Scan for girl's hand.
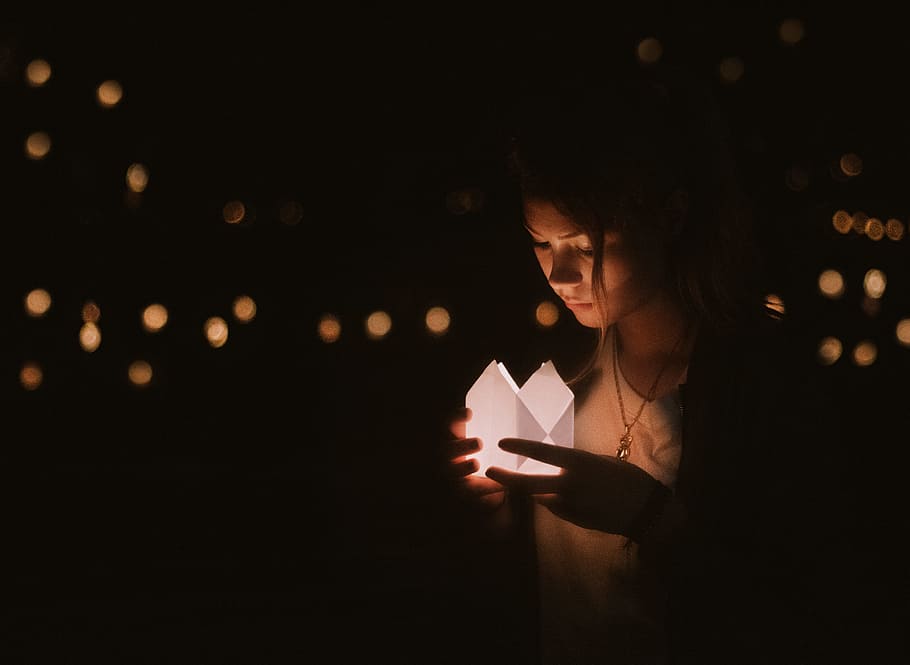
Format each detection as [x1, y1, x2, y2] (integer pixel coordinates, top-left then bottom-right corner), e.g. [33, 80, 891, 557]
[444, 407, 506, 513]
[486, 438, 662, 537]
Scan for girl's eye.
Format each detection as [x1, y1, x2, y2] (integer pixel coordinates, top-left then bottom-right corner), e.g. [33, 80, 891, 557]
[532, 241, 550, 250]
[578, 247, 594, 257]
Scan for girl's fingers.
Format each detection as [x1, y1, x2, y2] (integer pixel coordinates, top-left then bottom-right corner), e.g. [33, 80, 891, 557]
[448, 437, 480, 459]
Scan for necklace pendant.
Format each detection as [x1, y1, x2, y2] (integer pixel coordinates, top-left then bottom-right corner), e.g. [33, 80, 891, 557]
[616, 428, 633, 461]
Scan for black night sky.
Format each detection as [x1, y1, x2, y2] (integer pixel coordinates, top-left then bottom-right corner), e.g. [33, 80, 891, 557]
[4, 7, 909, 663]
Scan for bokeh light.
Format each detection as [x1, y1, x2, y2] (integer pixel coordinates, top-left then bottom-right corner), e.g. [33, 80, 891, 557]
[817, 337, 843, 366]
[779, 18, 805, 45]
[851, 210, 869, 235]
[896, 318, 910, 347]
[863, 269, 886, 299]
[232, 295, 257, 323]
[839, 152, 863, 177]
[365, 311, 392, 340]
[317, 314, 342, 343]
[535, 300, 560, 328]
[851, 340, 877, 366]
[818, 269, 845, 299]
[142, 304, 169, 332]
[128, 360, 153, 386]
[126, 163, 149, 193]
[832, 209, 853, 234]
[864, 218, 884, 241]
[82, 300, 101, 323]
[25, 58, 51, 86]
[25, 131, 51, 160]
[204, 317, 229, 348]
[425, 306, 451, 336]
[223, 200, 246, 224]
[636, 37, 662, 64]
[20, 362, 43, 390]
[97, 80, 124, 108]
[765, 293, 785, 316]
[718, 57, 744, 83]
[885, 218, 905, 241]
[79, 322, 101, 352]
[25, 288, 52, 317]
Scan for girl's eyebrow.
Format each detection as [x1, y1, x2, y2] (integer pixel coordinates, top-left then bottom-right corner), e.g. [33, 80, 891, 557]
[524, 224, 586, 239]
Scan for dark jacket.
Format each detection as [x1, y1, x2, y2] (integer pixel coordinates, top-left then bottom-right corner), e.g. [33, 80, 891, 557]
[666, 311, 850, 664]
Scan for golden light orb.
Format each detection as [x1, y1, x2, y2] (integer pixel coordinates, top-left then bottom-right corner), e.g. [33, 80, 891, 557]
[126, 163, 149, 193]
[636, 37, 663, 65]
[97, 80, 124, 108]
[816, 337, 843, 366]
[79, 322, 102, 352]
[317, 314, 342, 343]
[223, 200, 246, 224]
[128, 360, 153, 386]
[25, 288, 52, 317]
[851, 340, 877, 367]
[232, 295, 257, 323]
[142, 304, 169, 332]
[25, 131, 52, 160]
[365, 311, 392, 340]
[25, 58, 52, 87]
[425, 306, 451, 336]
[818, 270, 845, 299]
[204, 317, 229, 348]
[20, 362, 43, 390]
[535, 300, 560, 328]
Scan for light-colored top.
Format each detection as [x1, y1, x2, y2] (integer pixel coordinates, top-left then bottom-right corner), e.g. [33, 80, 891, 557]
[534, 327, 685, 665]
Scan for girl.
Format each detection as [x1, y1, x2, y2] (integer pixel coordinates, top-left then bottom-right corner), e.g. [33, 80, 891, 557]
[444, 65, 846, 664]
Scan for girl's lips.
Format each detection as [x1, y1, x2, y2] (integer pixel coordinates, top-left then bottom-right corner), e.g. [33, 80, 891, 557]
[565, 301, 593, 310]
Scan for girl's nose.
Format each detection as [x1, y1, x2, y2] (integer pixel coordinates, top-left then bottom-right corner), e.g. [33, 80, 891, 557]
[548, 251, 584, 287]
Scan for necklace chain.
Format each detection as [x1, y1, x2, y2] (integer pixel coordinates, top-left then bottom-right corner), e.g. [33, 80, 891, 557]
[613, 324, 688, 461]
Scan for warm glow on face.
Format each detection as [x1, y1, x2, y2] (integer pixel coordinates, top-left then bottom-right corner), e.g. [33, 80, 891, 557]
[535, 300, 560, 328]
[852, 340, 877, 366]
[25, 131, 51, 160]
[279, 200, 303, 226]
[818, 269, 845, 299]
[128, 360, 153, 386]
[425, 306, 451, 336]
[20, 362, 43, 390]
[126, 163, 149, 193]
[832, 210, 853, 234]
[204, 317, 229, 348]
[97, 80, 124, 107]
[232, 295, 257, 322]
[223, 200, 245, 224]
[885, 218, 905, 241]
[817, 337, 843, 365]
[636, 37, 662, 64]
[25, 288, 52, 317]
[142, 304, 169, 332]
[26, 58, 52, 86]
[718, 57, 744, 83]
[366, 311, 392, 340]
[896, 318, 910, 347]
[80, 322, 101, 352]
[864, 218, 884, 241]
[317, 314, 342, 343]
[82, 300, 101, 323]
[765, 294, 785, 316]
[839, 153, 863, 177]
[851, 211, 869, 234]
[863, 269, 886, 299]
[779, 18, 805, 45]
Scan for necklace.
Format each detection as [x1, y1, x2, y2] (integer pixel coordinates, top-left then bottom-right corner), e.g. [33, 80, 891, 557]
[612, 323, 689, 461]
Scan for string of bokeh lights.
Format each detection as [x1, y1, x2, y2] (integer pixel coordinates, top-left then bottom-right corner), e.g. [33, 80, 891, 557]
[13, 17, 910, 392]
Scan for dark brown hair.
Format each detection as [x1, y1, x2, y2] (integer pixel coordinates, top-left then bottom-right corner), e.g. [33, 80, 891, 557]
[505, 65, 767, 381]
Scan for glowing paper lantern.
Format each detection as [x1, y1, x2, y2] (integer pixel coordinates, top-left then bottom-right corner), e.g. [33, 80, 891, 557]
[465, 360, 574, 477]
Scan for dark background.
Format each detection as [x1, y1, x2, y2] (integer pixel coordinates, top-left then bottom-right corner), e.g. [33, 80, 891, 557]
[3, 6, 908, 663]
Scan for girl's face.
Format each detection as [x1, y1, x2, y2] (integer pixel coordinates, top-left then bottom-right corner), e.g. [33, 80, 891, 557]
[523, 199, 665, 329]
